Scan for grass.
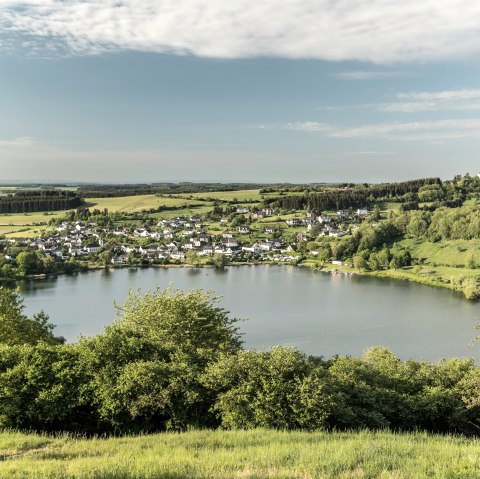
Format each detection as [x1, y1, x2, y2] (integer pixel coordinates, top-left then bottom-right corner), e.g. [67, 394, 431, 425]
[399, 238, 480, 268]
[1, 429, 479, 478]
[0, 212, 66, 238]
[175, 189, 263, 202]
[317, 237, 480, 298]
[85, 195, 199, 213]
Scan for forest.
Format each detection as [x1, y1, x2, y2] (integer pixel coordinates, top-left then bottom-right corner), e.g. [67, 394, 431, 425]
[269, 177, 452, 211]
[0, 190, 83, 213]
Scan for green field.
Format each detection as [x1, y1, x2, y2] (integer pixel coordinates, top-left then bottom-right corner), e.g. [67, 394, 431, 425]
[85, 195, 199, 213]
[0, 212, 66, 238]
[176, 189, 263, 202]
[319, 236, 480, 298]
[0, 429, 478, 478]
[400, 238, 480, 268]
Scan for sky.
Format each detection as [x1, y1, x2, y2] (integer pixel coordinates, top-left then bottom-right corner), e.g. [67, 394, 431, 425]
[1, 1, 480, 183]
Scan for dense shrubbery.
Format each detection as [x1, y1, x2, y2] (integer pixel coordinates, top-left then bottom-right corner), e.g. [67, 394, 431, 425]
[1, 286, 480, 435]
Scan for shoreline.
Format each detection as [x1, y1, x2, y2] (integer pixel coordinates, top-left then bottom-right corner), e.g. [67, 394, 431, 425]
[6, 259, 470, 301]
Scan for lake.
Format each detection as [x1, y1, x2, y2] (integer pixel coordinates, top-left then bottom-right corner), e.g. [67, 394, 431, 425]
[19, 265, 480, 361]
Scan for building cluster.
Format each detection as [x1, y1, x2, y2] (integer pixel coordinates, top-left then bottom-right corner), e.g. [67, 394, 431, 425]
[1, 208, 369, 265]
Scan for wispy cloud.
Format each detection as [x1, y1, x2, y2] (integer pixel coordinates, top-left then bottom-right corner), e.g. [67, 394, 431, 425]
[379, 89, 480, 112]
[260, 119, 480, 142]
[257, 122, 333, 133]
[2, 1, 480, 62]
[335, 71, 411, 80]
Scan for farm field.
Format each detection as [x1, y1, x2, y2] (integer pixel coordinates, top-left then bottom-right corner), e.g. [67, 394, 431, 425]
[85, 195, 199, 213]
[176, 189, 263, 202]
[0, 212, 66, 238]
[1, 429, 479, 478]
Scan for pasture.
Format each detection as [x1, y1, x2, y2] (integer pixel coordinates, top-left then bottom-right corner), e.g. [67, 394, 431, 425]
[1, 429, 479, 478]
[85, 195, 199, 213]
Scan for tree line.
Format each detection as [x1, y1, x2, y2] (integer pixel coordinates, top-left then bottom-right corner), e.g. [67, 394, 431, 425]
[1, 286, 480, 436]
[78, 183, 272, 198]
[268, 178, 443, 211]
[0, 190, 83, 213]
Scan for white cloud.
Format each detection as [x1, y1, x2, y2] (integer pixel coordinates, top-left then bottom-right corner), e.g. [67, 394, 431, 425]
[263, 119, 480, 141]
[378, 89, 480, 112]
[398, 89, 480, 101]
[335, 71, 411, 80]
[2, 1, 480, 62]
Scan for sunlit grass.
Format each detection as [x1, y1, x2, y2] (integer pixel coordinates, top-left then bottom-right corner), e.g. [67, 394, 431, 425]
[176, 189, 263, 202]
[85, 195, 199, 213]
[1, 429, 479, 478]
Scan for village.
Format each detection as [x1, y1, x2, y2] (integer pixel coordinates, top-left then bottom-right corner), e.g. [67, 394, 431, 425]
[0, 206, 371, 268]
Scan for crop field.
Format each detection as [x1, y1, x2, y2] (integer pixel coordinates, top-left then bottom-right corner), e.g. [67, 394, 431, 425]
[176, 189, 263, 202]
[85, 195, 200, 213]
[0, 212, 66, 238]
[1, 429, 479, 478]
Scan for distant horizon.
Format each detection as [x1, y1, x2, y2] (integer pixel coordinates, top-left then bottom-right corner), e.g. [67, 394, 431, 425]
[0, 172, 474, 187]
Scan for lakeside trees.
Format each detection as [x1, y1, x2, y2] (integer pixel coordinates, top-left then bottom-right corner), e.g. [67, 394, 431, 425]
[0, 287, 64, 346]
[0, 286, 480, 435]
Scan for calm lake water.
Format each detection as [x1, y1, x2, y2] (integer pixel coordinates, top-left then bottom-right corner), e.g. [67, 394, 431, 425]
[19, 265, 480, 361]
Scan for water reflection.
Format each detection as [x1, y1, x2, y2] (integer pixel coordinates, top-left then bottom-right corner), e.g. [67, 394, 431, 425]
[19, 266, 480, 362]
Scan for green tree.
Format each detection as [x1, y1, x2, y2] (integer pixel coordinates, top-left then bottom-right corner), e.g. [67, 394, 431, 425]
[466, 252, 477, 269]
[186, 250, 201, 266]
[371, 205, 381, 221]
[204, 347, 335, 430]
[79, 286, 243, 431]
[99, 250, 114, 269]
[15, 251, 38, 275]
[213, 253, 228, 268]
[0, 343, 92, 431]
[0, 287, 64, 346]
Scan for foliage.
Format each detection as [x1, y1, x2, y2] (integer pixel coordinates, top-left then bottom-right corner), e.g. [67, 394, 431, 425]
[204, 347, 334, 430]
[0, 286, 480, 436]
[0, 190, 82, 214]
[77, 286, 243, 431]
[0, 287, 64, 346]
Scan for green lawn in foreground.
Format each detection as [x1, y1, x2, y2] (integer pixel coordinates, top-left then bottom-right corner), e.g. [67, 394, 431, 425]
[0, 429, 479, 478]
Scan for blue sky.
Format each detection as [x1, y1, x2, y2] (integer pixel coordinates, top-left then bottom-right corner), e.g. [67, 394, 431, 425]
[2, 1, 480, 183]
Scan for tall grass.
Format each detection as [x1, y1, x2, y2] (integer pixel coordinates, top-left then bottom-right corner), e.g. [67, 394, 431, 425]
[1, 429, 479, 478]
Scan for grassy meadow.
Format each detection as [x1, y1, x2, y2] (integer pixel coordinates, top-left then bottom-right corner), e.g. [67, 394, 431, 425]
[0, 212, 65, 238]
[85, 195, 199, 213]
[1, 429, 479, 478]
[176, 189, 263, 202]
